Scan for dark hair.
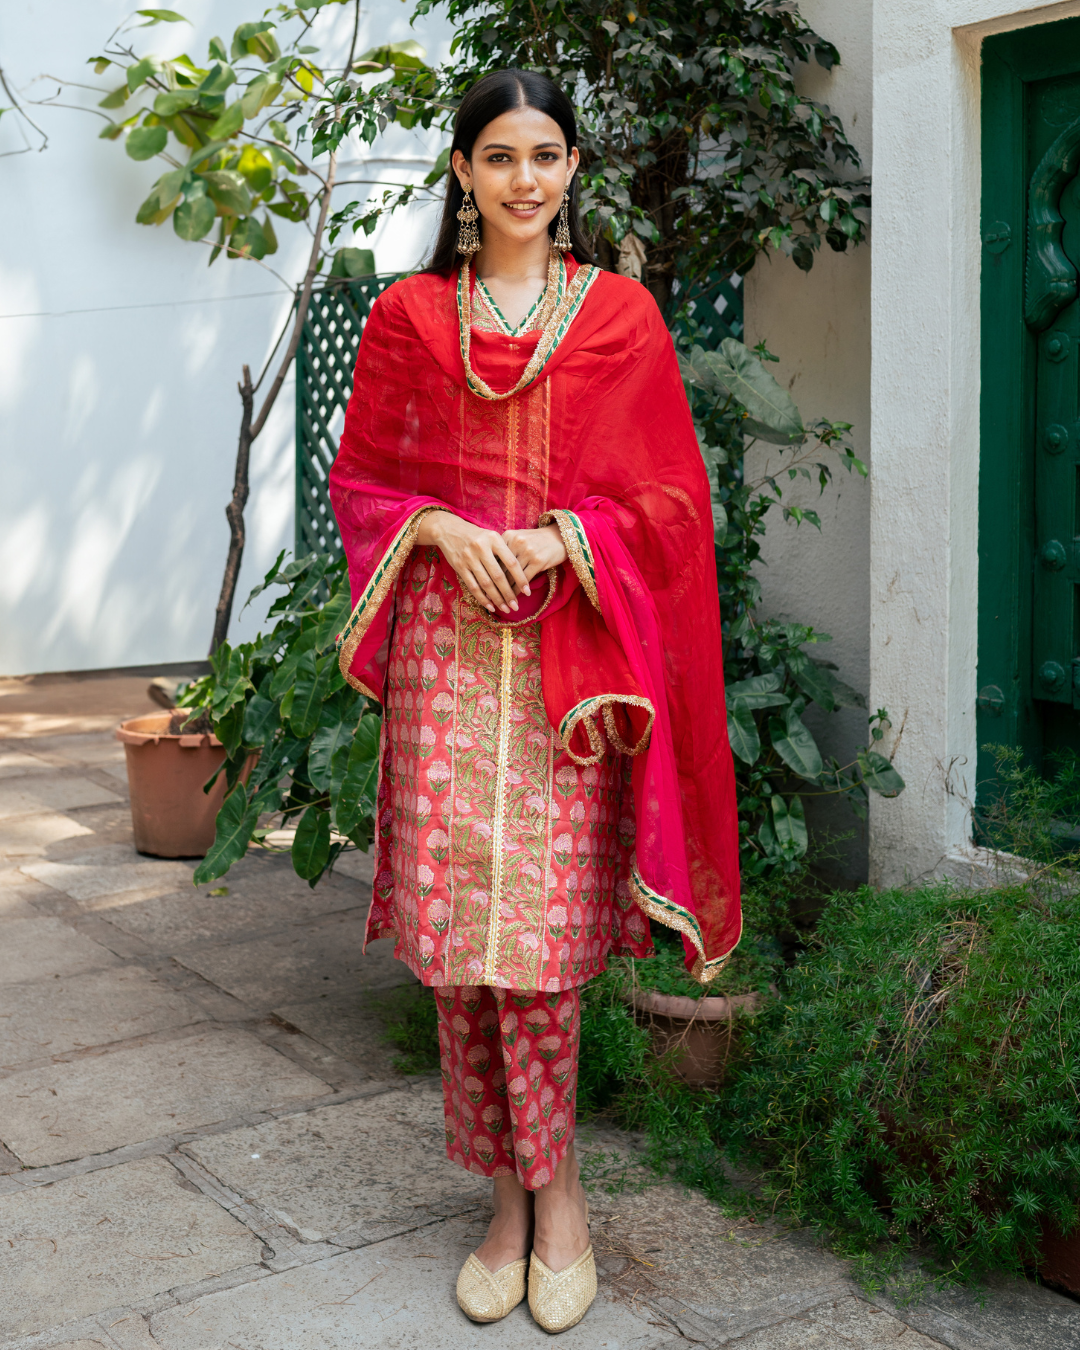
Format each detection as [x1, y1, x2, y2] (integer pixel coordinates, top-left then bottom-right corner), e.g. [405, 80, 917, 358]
[425, 69, 594, 273]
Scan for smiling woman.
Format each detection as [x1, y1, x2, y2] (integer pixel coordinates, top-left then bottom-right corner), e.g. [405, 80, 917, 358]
[328, 68, 741, 1335]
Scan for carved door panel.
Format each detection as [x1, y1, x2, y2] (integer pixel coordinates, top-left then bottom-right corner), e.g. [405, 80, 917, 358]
[980, 28, 1080, 795]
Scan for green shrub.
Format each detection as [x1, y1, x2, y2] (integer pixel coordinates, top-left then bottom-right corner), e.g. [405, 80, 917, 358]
[718, 881, 1080, 1282]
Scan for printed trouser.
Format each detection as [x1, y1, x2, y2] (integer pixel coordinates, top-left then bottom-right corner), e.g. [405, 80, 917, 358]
[435, 984, 580, 1191]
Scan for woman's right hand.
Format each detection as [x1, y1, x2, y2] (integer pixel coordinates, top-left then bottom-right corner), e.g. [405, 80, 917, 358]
[416, 510, 529, 614]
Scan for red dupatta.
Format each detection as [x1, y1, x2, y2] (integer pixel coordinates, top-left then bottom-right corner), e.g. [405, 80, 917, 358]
[330, 256, 741, 982]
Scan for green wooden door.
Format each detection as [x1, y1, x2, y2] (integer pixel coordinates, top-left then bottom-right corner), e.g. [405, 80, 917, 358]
[979, 20, 1080, 802]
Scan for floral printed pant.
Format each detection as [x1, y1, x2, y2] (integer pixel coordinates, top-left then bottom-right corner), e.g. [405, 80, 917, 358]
[436, 984, 580, 1191]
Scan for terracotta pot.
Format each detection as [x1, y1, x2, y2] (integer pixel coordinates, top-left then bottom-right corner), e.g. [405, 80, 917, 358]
[629, 988, 762, 1087]
[115, 710, 229, 858]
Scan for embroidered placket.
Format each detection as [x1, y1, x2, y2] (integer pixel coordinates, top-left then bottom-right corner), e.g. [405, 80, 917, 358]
[482, 628, 515, 983]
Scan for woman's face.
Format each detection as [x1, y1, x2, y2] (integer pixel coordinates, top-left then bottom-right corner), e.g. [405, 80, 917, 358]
[452, 105, 579, 252]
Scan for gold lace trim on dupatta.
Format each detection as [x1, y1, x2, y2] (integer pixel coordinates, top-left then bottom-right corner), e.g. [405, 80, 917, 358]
[539, 509, 600, 613]
[335, 505, 443, 697]
[557, 694, 655, 767]
[629, 861, 741, 986]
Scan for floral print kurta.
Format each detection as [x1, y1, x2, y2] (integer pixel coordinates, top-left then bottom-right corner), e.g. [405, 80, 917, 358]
[366, 546, 653, 991]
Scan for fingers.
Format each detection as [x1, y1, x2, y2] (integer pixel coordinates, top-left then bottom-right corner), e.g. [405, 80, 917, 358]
[468, 531, 520, 613]
[491, 534, 532, 597]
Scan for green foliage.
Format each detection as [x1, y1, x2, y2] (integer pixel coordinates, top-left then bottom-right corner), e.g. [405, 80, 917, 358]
[183, 551, 379, 888]
[717, 881, 1080, 1283]
[82, 3, 361, 265]
[325, 0, 869, 316]
[977, 743, 1080, 878]
[366, 984, 442, 1074]
[681, 338, 904, 875]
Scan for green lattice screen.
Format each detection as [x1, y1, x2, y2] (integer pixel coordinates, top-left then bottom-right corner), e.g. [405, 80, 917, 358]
[295, 273, 399, 561]
[294, 270, 743, 558]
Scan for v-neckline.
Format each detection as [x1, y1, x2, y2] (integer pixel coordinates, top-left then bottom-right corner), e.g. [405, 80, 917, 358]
[475, 274, 548, 336]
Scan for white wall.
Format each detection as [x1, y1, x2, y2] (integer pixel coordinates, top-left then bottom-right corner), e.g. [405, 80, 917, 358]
[0, 0, 454, 675]
[743, 0, 873, 882]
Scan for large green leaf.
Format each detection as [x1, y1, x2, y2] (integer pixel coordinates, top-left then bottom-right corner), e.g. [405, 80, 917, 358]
[210, 644, 253, 716]
[208, 100, 244, 139]
[769, 707, 823, 781]
[193, 784, 258, 884]
[727, 700, 760, 765]
[309, 706, 359, 791]
[858, 750, 905, 797]
[330, 247, 375, 278]
[292, 806, 331, 881]
[228, 216, 268, 260]
[787, 654, 836, 712]
[136, 8, 189, 24]
[126, 124, 168, 160]
[201, 169, 251, 215]
[242, 683, 280, 747]
[135, 168, 186, 224]
[314, 587, 352, 653]
[154, 90, 197, 116]
[335, 713, 381, 834]
[288, 651, 337, 738]
[726, 671, 789, 711]
[771, 794, 808, 854]
[703, 340, 805, 444]
[174, 193, 216, 240]
[127, 57, 160, 92]
[269, 627, 317, 699]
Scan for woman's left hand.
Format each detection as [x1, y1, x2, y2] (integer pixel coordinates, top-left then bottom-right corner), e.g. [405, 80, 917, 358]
[502, 525, 568, 595]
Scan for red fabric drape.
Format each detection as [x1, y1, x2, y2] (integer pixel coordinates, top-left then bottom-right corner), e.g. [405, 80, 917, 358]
[330, 260, 741, 980]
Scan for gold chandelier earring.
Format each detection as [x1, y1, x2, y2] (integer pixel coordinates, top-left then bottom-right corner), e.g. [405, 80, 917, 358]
[554, 188, 572, 252]
[456, 184, 482, 256]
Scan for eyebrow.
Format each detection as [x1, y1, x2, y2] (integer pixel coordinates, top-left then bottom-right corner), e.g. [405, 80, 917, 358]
[480, 141, 563, 151]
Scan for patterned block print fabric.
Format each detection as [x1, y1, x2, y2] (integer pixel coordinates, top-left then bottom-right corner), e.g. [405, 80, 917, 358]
[437, 984, 579, 1189]
[366, 547, 654, 991]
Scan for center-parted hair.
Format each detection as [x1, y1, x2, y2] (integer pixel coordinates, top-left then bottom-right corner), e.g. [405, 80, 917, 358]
[425, 68, 594, 273]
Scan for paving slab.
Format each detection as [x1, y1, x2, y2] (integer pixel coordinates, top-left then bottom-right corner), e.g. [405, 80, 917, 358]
[148, 1216, 670, 1350]
[0, 812, 94, 857]
[0, 776, 122, 819]
[176, 923, 406, 1010]
[92, 867, 357, 954]
[727, 1294, 947, 1347]
[871, 1270, 1080, 1350]
[46, 1342, 109, 1349]
[21, 844, 192, 903]
[186, 1086, 477, 1245]
[0, 1027, 333, 1166]
[0, 966, 205, 1066]
[0, 916, 121, 986]
[0, 750, 52, 780]
[273, 991, 408, 1078]
[0, 1155, 262, 1338]
[16, 732, 128, 768]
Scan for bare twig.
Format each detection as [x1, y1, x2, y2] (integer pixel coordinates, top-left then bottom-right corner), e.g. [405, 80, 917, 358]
[0, 64, 49, 150]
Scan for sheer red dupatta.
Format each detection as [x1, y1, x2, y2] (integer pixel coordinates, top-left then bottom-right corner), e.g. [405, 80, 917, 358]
[330, 261, 741, 982]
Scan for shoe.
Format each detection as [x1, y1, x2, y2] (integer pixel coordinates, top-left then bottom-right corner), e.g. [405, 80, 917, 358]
[527, 1244, 597, 1333]
[456, 1252, 528, 1323]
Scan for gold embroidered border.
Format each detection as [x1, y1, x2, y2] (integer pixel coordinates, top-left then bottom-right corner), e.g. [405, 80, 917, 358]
[482, 628, 515, 984]
[475, 275, 546, 337]
[457, 254, 600, 402]
[460, 565, 560, 628]
[557, 693, 656, 767]
[335, 506, 442, 695]
[601, 696, 655, 757]
[629, 860, 743, 987]
[539, 509, 600, 612]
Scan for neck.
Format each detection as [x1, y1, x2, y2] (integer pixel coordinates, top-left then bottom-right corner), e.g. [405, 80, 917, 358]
[474, 227, 552, 281]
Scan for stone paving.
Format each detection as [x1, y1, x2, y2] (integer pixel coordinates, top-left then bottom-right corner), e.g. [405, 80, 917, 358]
[1, 673, 1079, 1349]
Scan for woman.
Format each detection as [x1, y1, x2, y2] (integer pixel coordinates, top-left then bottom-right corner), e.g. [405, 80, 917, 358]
[330, 68, 740, 1333]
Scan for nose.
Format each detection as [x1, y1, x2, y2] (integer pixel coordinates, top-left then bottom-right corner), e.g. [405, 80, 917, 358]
[511, 158, 538, 193]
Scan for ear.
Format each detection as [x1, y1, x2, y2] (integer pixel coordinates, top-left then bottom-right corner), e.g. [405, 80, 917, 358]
[565, 145, 580, 185]
[451, 148, 472, 190]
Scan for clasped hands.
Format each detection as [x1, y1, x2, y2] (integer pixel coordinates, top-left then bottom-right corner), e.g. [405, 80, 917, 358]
[415, 510, 568, 615]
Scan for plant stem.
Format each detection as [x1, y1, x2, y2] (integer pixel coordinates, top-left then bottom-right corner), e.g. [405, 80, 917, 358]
[209, 146, 339, 652]
[211, 365, 255, 653]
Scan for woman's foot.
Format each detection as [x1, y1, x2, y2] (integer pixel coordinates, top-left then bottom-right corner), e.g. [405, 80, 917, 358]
[532, 1146, 590, 1273]
[475, 1173, 534, 1273]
